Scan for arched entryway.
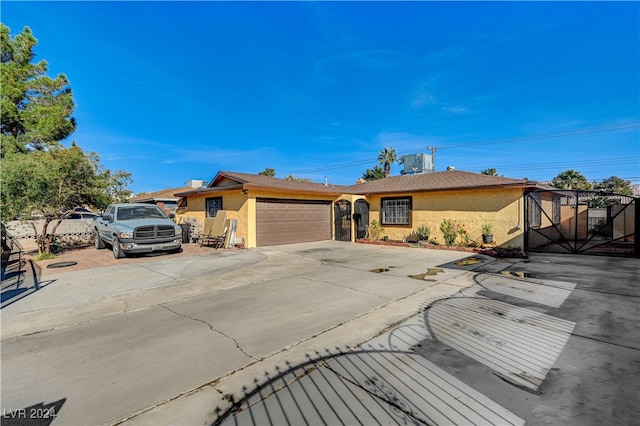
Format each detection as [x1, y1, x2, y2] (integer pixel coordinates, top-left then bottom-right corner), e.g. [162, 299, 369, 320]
[334, 200, 352, 242]
[354, 199, 370, 240]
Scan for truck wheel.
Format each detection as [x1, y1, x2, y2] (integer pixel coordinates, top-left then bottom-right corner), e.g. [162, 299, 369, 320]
[112, 236, 125, 259]
[94, 229, 105, 249]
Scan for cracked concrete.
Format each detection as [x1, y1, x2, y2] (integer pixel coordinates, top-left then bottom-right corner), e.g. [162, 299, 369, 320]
[1, 241, 475, 425]
[161, 304, 258, 361]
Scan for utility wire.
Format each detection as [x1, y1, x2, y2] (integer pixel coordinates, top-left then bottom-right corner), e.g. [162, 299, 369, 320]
[459, 156, 638, 172]
[288, 122, 639, 175]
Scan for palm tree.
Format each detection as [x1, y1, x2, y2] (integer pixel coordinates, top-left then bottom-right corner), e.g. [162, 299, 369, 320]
[550, 169, 592, 190]
[377, 147, 397, 178]
[481, 168, 498, 176]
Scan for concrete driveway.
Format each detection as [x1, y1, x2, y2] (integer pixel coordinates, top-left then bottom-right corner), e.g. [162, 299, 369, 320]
[212, 251, 639, 426]
[1, 242, 638, 425]
[1, 242, 476, 424]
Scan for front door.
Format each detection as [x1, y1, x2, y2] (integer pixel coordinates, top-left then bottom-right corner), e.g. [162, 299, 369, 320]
[334, 200, 351, 242]
[354, 199, 370, 239]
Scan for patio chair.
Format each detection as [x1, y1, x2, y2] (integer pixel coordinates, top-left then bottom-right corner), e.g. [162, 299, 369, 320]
[200, 210, 228, 248]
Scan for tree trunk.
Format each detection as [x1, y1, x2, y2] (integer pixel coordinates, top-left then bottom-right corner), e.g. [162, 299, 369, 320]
[40, 217, 52, 254]
[47, 218, 64, 254]
[29, 222, 41, 254]
[32, 217, 64, 254]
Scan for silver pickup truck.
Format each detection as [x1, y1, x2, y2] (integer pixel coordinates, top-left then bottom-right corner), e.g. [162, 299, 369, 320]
[93, 203, 182, 258]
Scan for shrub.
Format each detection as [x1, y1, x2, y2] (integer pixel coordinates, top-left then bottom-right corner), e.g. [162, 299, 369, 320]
[416, 224, 431, 241]
[482, 222, 494, 234]
[367, 220, 386, 241]
[457, 224, 470, 247]
[440, 218, 461, 246]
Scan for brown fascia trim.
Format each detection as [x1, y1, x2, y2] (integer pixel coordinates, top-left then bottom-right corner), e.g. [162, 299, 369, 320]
[175, 182, 539, 198]
[175, 183, 343, 198]
[132, 197, 179, 203]
[353, 182, 537, 196]
[242, 183, 344, 197]
[174, 184, 244, 197]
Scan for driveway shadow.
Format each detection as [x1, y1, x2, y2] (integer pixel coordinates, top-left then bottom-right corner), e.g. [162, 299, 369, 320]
[0, 398, 66, 426]
[1, 253, 53, 309]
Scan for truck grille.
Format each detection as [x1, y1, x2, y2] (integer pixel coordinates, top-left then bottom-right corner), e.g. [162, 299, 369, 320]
[134, 225, 175, 239]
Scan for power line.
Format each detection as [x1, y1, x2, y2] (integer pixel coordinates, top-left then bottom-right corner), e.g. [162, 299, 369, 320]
[459, 156, 638, 172]
[287, 121, 639, 175]
[439, 121, 639, 150]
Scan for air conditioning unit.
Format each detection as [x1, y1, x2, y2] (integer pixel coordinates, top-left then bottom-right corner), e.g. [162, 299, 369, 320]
[401, 153, 433, 175]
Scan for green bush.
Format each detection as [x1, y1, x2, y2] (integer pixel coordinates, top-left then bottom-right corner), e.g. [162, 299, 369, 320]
[440, 219, 461, 246]
[482, 222, 494, 234]
[457, 224, 470, 246]
[367, 220, 386, 241]
[416, 224, 431, 241]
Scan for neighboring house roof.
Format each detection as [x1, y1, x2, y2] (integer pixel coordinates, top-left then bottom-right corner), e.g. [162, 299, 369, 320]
[174, 170, 543, 197]
[175, 171, 346, 197]
[130, 186, 194, 203]
[348, 170, 541, 195]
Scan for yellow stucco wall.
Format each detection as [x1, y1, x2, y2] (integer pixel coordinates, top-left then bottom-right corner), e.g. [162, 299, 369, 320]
[244, 189, 340, 248]
[177, 190, 249, 244]
[178, 188, 340, 248]
[178, 185, 526, 249]
[367, 187, 525, 248]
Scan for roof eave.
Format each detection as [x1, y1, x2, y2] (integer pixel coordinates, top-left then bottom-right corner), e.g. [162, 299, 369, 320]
[353, 182, 536, 196]
[243, 183, 344, 196]
[175, 184, 245, 197]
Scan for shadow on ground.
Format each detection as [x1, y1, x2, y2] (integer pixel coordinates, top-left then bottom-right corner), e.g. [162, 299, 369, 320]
[212, 317, 521, 426]
[1, 250, 54, 309]
[0, 398, 66, 426]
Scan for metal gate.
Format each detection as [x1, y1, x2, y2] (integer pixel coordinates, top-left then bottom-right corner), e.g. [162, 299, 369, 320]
[524, 189, 638, 257]
[334, 200, 351, 242]
[354, 199, 370, 239]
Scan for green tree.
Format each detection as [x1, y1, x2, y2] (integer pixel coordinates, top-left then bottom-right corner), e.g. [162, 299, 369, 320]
[1, 144, 132, 254]
[258, 168, 276, 177]
[0, 25, 132, 254]
[481, 168, 498, 176]
[1, 24, 76, 157]
[550, 169, 592, 190]
[593, 176, 633, 196]
[377, 147, 397, 178]
[361, 165, 385, 181]
[283, 174, 312, 182]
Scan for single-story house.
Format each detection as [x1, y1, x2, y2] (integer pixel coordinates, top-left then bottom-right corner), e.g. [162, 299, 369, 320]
[130, 180, 205, 215]
[174, 170, 545, 249]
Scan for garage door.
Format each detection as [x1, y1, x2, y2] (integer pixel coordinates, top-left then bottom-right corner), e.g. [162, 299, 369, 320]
[256, 198, 332, 246]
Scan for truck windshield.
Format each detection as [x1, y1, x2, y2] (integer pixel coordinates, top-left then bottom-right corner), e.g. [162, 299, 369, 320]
[117, 206, 169, 221]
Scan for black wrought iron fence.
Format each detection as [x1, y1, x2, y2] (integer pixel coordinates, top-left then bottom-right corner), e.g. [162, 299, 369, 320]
[524, 189, 638, 257]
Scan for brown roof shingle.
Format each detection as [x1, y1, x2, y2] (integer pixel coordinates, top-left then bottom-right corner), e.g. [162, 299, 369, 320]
[130, 186, 194, 202]
[347, 170, 536, 194]
[175, 170, 541, 197]
[215, 171, 344, 194]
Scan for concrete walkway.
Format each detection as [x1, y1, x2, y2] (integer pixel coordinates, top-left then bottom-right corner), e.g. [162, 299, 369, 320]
[3, 243, 636, 425]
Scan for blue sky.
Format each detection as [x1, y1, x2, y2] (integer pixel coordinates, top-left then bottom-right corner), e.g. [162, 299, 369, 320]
[3, 1, 639, 194]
